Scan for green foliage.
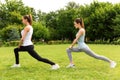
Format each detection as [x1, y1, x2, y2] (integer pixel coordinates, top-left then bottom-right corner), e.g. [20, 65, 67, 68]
[0, 0, 120, 43]
[9, 11, 22, 24]
[80, 2, 115, 41]
[0, 0, 35, 29]
[0, 25, 20, 41]
[32, 22, 50, 41]
[0, 41, 3, 47]
[36, 10, 47, 26]
[56, 8, 78, 40]
[42, 1, 120, 42]
[48, 40, 71, 44]
[112, 37, 120, 45]
[45, 12, 59, 40]
[3, 41, 19, 46]
[113, 14, 120, 37]
[45, 2, 79, 40]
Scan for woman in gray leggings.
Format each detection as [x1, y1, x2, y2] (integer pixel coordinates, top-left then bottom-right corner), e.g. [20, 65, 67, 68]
[66, 18, 117, 68]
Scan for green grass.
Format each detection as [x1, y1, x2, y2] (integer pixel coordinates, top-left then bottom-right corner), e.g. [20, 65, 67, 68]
[0, 44, 120, 80]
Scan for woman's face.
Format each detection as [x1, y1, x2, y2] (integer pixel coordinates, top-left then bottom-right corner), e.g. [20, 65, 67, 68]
[22, 17, 27, 25]
[74, 22, 80, 29]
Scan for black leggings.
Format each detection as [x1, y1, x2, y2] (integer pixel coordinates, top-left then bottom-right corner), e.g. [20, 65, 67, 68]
[14, 45, 55, 65]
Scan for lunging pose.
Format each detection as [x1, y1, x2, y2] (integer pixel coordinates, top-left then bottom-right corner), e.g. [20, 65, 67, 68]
[66, 18, 117, 68]
[11, 14, 60, 70]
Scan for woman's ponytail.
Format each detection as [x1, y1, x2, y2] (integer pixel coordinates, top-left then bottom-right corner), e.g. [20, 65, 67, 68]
[29, 14, 32, 25]
[81, 18, 84, 28]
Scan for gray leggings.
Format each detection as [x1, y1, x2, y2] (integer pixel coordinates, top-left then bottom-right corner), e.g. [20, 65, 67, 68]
[66, 47, 111, 63]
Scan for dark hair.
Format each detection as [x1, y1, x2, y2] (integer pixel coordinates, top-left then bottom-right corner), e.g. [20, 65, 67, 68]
[74, 18, 84, 28]
[23, 14, 32, 25]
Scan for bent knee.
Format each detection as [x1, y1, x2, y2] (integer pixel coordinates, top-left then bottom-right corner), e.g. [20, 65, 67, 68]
[66, 48, 71, 52]
[14, 48, 19, 52]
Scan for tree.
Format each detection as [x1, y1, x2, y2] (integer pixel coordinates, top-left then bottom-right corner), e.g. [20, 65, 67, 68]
[36, 10, 47, 26]
[0, 0, 35, 29]
[79, 1, 117, 41]
[44, 11, 59, 40]
[113, 15, 120, 37]
[44, 2, 79, 40]
[32, 22, 50, 41]
[65, 1, 79, 10]
[0, 0, 38, 42]
[0, 25, 20, 41]
[56, 9, 77, 40]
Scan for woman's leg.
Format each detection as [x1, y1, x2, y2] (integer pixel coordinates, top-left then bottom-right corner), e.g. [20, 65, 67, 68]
[66, 48, 82, 63]
[82, 47, 117, 68]
[26, 45, 55, 65]
[82, 47, 111, 62]
[14, 46, 26, 64]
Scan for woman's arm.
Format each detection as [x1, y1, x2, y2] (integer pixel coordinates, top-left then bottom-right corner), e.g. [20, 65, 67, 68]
[18, 27, 30, 48]
[69, 29, 84, 48]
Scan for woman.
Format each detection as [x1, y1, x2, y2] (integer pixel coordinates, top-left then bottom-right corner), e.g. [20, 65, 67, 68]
[66, 18, 117, 68]
[11, 14, 60, 70]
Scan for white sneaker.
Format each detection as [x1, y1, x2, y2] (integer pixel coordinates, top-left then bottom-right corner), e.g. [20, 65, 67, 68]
[52, 64, 60, 70]
[11, 64, 21, 68]
[110, 61, 117, 68]
[66, 64, 75, 68]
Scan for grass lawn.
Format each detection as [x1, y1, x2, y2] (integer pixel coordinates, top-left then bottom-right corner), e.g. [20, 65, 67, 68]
[0, 44, 120, 80]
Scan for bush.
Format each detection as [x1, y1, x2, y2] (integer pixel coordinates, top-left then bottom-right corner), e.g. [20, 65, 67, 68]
[111, 38, 120, 45]
[48, 27, 61, 40]
[3, 41, 19, 47]
[48, 40, 71, 45]
[32, 22, 50, 41]
[0, 24, 20, 41]
[0, 41, 3, 47]
[88, 39, 110, 44]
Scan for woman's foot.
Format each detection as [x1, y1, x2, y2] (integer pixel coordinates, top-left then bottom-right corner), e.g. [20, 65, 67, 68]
[66, 64, 75, 68]
[110, 61, 117, 68]
[11, 64, 21, 68]
[52, 64, 60, 70]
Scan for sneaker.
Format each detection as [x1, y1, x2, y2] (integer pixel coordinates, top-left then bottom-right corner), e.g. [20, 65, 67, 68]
[110, 61, 117, 68]
[66, 64, 75, 68]
[52, 64, 60, 70]
[11, 64, 21, 68]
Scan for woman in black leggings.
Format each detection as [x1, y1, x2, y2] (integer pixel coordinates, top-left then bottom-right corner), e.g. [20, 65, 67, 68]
[11, 14, 60, 70]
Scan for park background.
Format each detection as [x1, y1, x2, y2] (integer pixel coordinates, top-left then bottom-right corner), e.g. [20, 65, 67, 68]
[0, 0, 120, 80]
[0, 0, 120, 46]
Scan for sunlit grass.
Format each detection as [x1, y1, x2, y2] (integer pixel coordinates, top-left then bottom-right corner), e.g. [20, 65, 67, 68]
[0, 44, 120, 80]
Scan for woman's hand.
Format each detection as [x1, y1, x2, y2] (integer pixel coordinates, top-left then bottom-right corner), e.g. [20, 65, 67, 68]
[69, 45, 73, 49]
[18, 46, 21, 49]
[18, 38, 23, 49]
